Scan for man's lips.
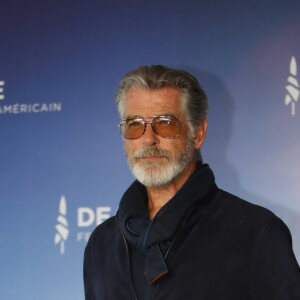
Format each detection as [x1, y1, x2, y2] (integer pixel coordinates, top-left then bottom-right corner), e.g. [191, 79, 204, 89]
[138, 156, 165, 160]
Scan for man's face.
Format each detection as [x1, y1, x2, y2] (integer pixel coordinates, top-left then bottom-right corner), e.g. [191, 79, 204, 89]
[122, 87, 202, 187]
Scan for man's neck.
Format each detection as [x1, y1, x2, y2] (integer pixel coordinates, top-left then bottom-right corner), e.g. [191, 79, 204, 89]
[146, 161, 197, 220]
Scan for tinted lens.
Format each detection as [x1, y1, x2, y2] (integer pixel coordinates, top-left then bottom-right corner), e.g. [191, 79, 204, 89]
[152, 116, 181, 138]
[120, 118, 145, 139]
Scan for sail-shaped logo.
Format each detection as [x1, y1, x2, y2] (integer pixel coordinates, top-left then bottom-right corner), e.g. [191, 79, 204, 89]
[54, 196, 70, 254]
[285, 56, 299, 116]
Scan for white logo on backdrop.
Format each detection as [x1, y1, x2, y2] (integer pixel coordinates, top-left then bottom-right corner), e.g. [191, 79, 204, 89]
[0, 81, 5, 100]
[53, 195, 112, 254]
[0, 80, 62, 114]
[77, 206, 112, 242]
[285, 56, 299, 116]
[54, 196, 69, 255]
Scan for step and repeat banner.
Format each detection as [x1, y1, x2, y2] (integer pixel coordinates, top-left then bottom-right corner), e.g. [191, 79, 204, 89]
[1, 1, 300, 299]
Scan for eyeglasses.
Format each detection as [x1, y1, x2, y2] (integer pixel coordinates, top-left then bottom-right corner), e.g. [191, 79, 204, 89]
[118, 115, 190, 139]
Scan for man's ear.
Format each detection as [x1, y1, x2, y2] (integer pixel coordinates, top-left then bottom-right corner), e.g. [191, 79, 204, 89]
[194, 119, 207, 150]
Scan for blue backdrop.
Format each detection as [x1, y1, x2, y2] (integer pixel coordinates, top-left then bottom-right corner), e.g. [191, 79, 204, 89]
[1, 1, 300, 299]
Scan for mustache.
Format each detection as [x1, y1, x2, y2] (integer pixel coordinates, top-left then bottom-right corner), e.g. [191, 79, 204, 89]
[131, 146, 173, 160]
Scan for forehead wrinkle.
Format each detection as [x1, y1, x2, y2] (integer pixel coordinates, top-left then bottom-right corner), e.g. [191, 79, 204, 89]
[123, 87, 185, 120]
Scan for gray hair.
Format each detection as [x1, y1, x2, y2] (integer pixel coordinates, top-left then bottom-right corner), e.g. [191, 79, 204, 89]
[115, 65, 208, 161]
[115, 65, 208, 134]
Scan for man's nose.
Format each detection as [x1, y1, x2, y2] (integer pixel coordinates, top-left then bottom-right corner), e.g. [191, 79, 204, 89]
[142, 123, 159, 146]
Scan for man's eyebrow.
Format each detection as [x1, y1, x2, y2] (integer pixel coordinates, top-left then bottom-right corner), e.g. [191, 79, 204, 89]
[126, 113, 178, 118]
[124, 115, 143, 120]
[160, 112, 177, 118]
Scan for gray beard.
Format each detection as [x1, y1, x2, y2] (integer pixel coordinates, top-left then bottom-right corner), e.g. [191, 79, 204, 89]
[126, 138, 195, 187]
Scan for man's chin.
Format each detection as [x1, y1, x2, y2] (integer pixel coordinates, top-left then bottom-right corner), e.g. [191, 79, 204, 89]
[135, 176, 173, 188]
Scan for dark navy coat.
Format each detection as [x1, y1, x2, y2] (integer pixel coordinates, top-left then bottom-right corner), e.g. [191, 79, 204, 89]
[84, 186, 300, 299]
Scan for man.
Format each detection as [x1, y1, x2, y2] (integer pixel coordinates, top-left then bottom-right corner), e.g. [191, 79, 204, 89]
[84, 65, 300, 299]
